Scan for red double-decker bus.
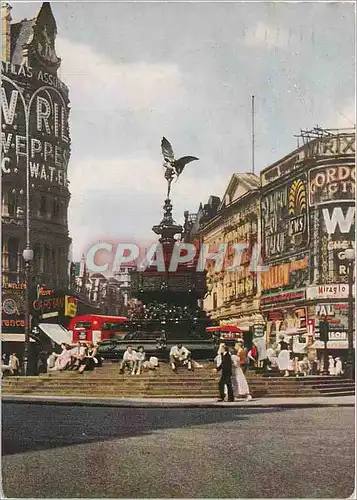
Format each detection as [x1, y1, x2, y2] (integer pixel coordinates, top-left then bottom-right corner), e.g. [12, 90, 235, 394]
[69, 314, 128, 344]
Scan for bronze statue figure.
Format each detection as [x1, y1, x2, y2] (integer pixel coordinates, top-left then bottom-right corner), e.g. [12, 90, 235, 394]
[161, 137, 199, 198]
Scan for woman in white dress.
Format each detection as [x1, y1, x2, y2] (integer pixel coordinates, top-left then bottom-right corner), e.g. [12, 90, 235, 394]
[231, 348, 252, 401]
[328, 355, 336, 375]
[54, 344, 72, 371]
[335, 357, 343, 376]
[277, 335, 290, 377]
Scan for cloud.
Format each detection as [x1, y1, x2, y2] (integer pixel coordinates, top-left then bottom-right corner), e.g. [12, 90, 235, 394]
[56, 37, 183, 112]
[326, 102, 356, 129]
[68, 154, 227, 259]
[243, 22, 298, 49]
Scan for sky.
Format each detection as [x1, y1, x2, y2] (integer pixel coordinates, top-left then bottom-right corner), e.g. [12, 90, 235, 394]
[9, 1, 356, 262]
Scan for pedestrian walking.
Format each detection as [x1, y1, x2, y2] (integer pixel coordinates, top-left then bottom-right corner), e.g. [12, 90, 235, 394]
[328, 355, 335, 375]
[216, 344, 234, 402]
[335, 357, 343, 376]
[277, 335, 290, 377]
[235, 341, 248, 373]
[231, 348, 252, 401]
[9, 353, 20, 375]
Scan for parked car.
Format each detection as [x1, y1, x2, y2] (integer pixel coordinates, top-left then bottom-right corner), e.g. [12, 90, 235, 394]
[98, 330, 216, 361]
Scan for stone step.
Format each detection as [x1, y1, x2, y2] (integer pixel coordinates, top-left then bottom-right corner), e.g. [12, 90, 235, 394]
[310, 383, 355, 389]
[3, 367, 354, 399]
[317, 390, 355, 397]
[315, 386, 355, 393]
[1, 386, 320, 396]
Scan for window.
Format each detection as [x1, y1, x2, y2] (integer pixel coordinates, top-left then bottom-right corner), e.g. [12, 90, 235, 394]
[8, 191, 17, 217]
[103, 322, 129, 331]
[8, 238, 19, 272]
[40, 195, 47, 217]
[74, 322, 92, 330]
[213, 292, 217, 310]
[52, 249, 56, 270]
[53, 198, 60, 218]
[44, 246, 51, 273]
[33, 244, 42, 274]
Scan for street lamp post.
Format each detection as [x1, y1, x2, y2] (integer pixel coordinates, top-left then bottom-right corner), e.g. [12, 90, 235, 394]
[344, 246, 355, 380]
[22, 247, 34, 376]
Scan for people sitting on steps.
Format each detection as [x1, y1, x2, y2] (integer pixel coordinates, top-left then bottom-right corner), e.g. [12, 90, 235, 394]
[133, 346, 146, 375]
[119, 345, 137, 374]
[78, 342, 101, 374]
[169, 343, 192, 372]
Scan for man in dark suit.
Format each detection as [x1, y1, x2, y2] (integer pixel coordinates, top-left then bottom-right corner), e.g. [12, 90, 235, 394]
[216, 344, 234, 402]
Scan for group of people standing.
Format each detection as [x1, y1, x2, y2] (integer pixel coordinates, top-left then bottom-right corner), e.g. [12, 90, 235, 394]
[328, 356, 344, 376]
[215, 342, 252, 402]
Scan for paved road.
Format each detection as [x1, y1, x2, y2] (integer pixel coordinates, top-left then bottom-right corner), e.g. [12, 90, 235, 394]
[2, 403, 355, 498]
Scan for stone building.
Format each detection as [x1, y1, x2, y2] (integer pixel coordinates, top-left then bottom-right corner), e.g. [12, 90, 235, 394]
[195, 173, 264, 335]
[183, 196, 221, 244]
[1, 3, 71, 339]
[75, 256, 133, 316]
[184, 128, 355, 358]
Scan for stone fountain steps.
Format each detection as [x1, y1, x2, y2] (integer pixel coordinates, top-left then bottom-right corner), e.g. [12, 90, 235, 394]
[2, 371, 354, 398]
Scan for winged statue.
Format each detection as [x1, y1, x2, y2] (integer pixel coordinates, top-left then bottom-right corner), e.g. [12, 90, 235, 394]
[161, 137, 199, 198]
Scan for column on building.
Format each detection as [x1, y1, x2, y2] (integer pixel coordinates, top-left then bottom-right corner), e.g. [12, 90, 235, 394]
[2, 235, 9, 274]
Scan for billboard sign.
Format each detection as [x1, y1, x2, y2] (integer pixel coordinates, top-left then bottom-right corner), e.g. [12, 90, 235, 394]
[2, 283, 27, 333]
[261, 255, 309, 293]
[309, 165, 355, 206]
[261, 174, 309, 260]
[1, 63, 70, 188]
[307, 284, 353, 300]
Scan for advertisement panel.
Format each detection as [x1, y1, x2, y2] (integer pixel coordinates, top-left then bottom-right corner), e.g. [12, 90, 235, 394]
[306, 284, 352, 300]
[309, 164, 355, 206]
[260, 290, 305, 307]
[261, 174, 309, 260]
[2, 282, 27, 333]
[1, 62, 70, 188]
[314, 306, 349, 348]
[65, 296, 78, 317]
[261, 254, 309, 293]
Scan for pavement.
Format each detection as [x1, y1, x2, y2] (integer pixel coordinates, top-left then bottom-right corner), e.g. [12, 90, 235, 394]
[2, 394, 355, 407]
[2, 403, 355, 498]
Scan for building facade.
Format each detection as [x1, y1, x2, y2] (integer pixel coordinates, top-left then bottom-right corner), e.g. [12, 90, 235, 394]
[185, 129, 355, 357]
[1, 3, 72, 339]
[75, 256, 134, 315]
[197, 173, 264, 334]
[260, 129, 355, 353]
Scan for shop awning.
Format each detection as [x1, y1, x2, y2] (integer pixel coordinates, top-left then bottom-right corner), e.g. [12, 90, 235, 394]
[206, 325, 243, 333]
[39, 323, 72, 346]
[1, 334, 36, 342]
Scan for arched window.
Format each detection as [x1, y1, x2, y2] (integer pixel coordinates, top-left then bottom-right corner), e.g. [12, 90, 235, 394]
[53, 197, 60, 218]
[33, 244, 42, 275]
[8, 190, 17, 217]
[40, 195, 47, 217]
[44, 245, 51, 274]
[213, 292, 217, 310]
